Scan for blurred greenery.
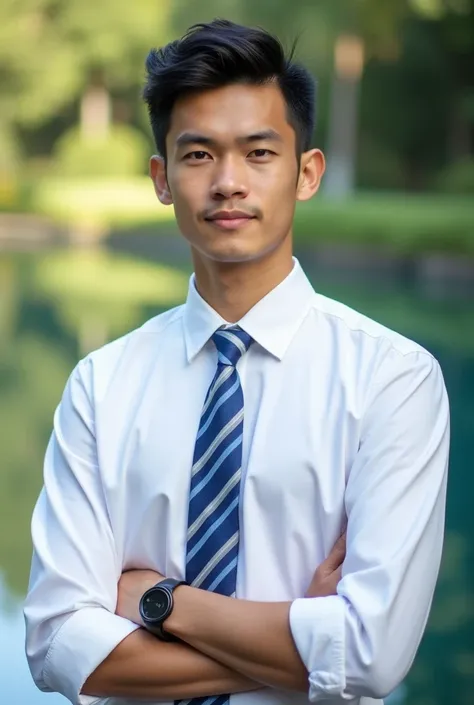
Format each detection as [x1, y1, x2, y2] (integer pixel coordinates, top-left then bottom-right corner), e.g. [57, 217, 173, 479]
[0, 0, 473, 258]
[33, 248, 189, 352]
[171, 0, 473, 194]
[31, 176, 169, 226]
[293, 195, 474, 254]
[436, 157, 474, 194]
[0, 0, 170, 131]
[0, 0, 473, 196]
[53, 125, 150, 178]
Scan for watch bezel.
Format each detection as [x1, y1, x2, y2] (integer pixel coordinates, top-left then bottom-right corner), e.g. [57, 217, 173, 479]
[139, 584, 173, 626]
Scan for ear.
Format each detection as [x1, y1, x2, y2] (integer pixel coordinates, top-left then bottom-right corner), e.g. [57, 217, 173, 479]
[150, 155, 173, 205]
[296, 149, 326, 202]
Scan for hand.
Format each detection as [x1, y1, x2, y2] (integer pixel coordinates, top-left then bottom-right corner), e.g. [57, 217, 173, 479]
[305, 531, 346, 598]
[116, 569, 164, 625]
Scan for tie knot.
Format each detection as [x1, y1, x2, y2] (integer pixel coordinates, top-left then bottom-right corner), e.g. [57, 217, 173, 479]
[212, 327, 253, 367]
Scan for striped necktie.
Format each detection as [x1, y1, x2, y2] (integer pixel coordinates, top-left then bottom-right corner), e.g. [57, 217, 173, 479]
[180, 326, 253, 705]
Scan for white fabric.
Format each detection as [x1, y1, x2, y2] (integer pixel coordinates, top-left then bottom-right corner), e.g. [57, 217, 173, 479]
[24, 259, 449, 705]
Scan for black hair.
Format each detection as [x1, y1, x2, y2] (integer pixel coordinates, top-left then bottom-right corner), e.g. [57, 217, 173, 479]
[143, 19, 316, 159]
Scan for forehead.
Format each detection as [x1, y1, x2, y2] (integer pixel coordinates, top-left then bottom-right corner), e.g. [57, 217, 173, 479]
[167, 82, 295, 148]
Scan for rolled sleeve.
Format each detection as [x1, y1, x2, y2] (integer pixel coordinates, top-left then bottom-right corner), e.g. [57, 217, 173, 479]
[290, 349, 449, 702]
[43, 607, 138, 704]
[290, 596, 346, 698]
[24, 358, 139, 704]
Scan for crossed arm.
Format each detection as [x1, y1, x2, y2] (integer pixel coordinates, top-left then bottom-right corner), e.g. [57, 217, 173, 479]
[82, 538, 346, 700]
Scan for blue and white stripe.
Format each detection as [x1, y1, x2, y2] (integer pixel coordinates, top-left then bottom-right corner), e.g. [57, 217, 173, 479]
[177, 326, 253, 705]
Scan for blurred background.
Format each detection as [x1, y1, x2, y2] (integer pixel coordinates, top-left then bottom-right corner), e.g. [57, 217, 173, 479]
[0, 1, 473, 703]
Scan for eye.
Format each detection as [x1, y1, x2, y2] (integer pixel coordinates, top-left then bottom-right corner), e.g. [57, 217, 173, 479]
[248, 149, 274, 158]
[185, 151, 211, 161]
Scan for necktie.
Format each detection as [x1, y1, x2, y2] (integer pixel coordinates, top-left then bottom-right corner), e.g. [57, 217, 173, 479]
[179, 326, 253, 705]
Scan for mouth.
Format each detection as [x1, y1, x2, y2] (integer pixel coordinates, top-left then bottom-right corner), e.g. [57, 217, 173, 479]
[205, 211, 256, 231]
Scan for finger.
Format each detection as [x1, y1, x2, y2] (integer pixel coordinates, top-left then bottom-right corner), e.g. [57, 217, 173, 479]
[324, 532, 346, 571]
[329, 565, 342, 593]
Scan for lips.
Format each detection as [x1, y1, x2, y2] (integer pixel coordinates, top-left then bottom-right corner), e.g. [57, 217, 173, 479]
[205, 211, 256, 230]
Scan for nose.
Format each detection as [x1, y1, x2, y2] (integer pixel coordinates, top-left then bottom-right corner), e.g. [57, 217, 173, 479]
[210, 155, 249, 201]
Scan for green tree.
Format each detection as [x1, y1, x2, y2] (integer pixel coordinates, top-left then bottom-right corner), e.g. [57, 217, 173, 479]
[171, 1, 412, 195]
[171, 0, 474, 192]
[0, 0, 171, 170]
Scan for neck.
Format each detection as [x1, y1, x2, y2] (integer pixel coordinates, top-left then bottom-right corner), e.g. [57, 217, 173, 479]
[192, 242, 294, 323]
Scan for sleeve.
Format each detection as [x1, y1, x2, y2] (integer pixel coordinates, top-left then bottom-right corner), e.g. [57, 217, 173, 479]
[23, 359, 140, 705]
[289, 349, 450, 702]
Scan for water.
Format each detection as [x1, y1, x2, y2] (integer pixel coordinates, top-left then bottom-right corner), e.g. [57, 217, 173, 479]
[0, 243, 472, 705]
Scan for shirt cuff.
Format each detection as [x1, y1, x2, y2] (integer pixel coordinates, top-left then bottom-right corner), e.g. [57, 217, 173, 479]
[289, 595, 346, 701]
[43, 607, 140, 705]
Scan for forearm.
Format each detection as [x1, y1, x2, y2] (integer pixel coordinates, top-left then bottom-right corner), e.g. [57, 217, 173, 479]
[82, 628, 260, 700]
[165, 586, 308, 692]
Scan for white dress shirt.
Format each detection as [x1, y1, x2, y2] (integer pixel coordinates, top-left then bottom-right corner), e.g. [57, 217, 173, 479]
[24, 259, 449, 705]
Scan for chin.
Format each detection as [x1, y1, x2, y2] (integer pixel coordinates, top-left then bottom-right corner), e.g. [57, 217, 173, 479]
[188, 229, 288, 265]
[204, 246, 267, 264]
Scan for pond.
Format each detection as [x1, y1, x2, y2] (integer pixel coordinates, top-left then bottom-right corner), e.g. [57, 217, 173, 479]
[0, 239, 472, 705]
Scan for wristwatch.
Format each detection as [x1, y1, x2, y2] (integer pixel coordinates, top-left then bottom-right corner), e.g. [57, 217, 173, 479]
[139, 578, 188, 641]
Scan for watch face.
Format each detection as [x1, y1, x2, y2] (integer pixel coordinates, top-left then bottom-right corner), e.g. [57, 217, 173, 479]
[142, 588, 170, 622]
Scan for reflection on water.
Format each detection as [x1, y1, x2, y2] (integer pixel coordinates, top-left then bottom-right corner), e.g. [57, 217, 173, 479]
[1, 245, 472, 704]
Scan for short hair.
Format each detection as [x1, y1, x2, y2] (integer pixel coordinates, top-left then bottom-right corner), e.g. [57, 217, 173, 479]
[143, 19, 316, 159]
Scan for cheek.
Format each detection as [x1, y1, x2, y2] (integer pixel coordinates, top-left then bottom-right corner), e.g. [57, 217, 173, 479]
[256, 170, 297, 214]
[168, 164, 203, 196]
[252, 160, 296, 193]
[169, 177, 201, 216]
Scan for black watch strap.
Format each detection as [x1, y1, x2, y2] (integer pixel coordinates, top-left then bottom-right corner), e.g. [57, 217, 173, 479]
[158, 578, 187, 591]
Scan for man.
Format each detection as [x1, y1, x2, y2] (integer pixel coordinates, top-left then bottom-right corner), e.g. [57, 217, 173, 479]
[24, 19, 449, 705]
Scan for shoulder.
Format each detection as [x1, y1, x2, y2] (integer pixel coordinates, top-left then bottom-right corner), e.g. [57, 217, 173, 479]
[305, 291, 445, 402]
[308, 291, 433, 359]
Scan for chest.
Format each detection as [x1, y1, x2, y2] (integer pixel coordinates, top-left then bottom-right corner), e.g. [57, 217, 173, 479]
[96, 349, 362, 588]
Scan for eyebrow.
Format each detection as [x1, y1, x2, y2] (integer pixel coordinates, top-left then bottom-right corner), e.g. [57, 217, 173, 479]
[175, 129, 283, 149]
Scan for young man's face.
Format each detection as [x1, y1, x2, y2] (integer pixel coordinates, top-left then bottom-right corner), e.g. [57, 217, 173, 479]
[151, 82, 324, 264]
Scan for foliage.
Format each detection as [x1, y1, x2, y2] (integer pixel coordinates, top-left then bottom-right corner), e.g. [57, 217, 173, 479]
[1, 0, 473, 192]
[172, 0, 410, 57]
[172, 0, 474, 191]
[53, 125, 150, 177]
[435, 158, 474, 194]
[33, 176, 170, 226]
[0, 0, 171, 128]
[293, 194, 474, 254]
[361, 19, 452, 187]
[0, 0, 170, 171]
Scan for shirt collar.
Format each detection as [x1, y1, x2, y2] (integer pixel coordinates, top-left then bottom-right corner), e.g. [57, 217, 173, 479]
[183, 258, 315, 363]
